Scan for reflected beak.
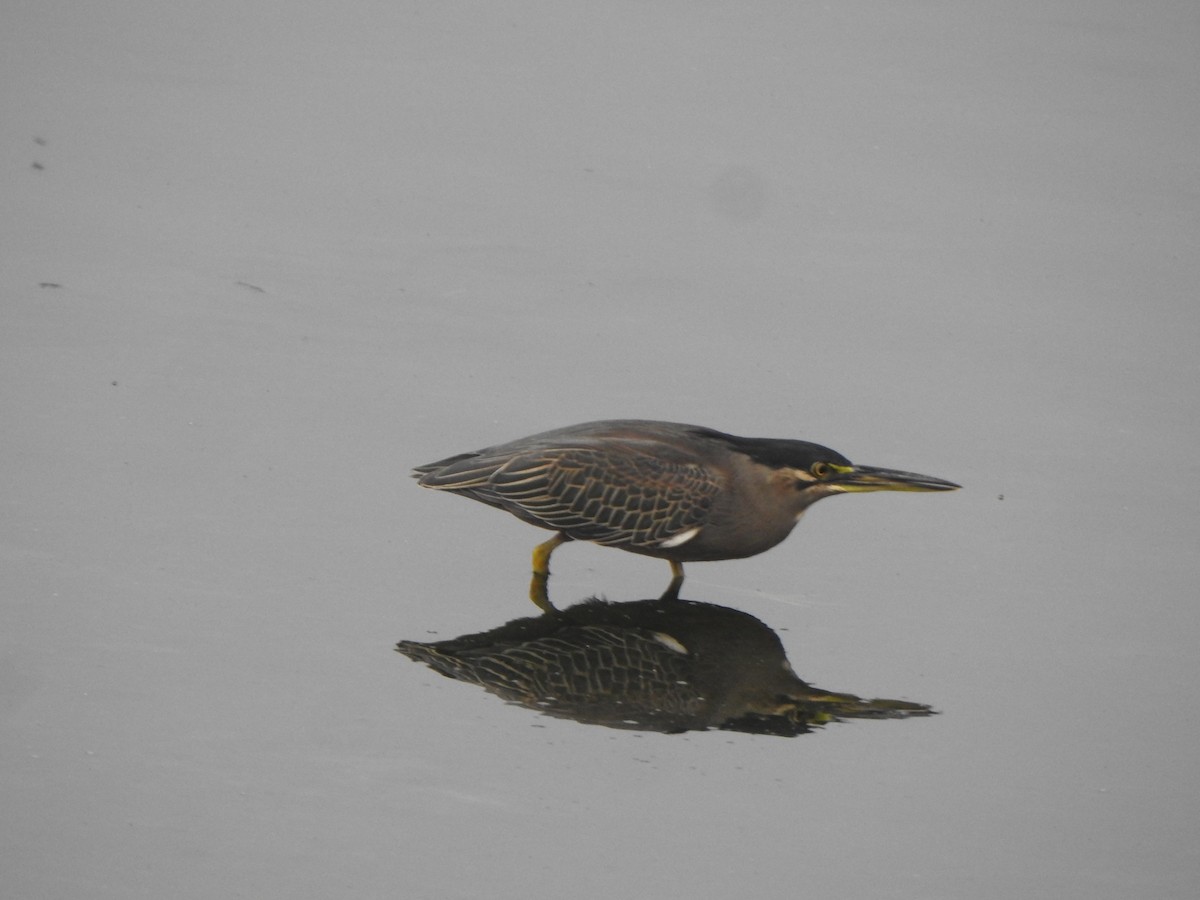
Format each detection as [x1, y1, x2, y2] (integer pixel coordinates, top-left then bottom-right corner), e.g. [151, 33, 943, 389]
[829, 465, 961, 493]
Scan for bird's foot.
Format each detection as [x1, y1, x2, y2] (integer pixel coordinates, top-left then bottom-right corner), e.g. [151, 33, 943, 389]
[659, 563, 685, 601]
[528, 571, 558, 615]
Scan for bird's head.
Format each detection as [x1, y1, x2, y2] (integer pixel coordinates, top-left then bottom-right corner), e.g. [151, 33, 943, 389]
[705, 431, 961, 509]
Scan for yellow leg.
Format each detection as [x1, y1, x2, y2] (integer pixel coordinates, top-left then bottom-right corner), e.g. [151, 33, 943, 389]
[660, 560, 685, 602]
[529, 532, 569, 613]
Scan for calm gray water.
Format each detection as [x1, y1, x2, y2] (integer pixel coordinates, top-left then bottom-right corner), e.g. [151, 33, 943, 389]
[3, 3, 1198, 898]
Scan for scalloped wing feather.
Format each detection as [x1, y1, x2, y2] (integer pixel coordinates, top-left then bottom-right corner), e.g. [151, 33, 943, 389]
[420, 446, 718, 549]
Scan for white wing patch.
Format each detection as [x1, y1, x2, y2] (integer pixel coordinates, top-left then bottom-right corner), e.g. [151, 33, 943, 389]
[659, 526, 701, 549]
[651, 632, 689, 655]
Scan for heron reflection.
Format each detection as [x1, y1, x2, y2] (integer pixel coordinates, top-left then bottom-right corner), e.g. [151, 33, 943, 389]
[397, 597, 934, 736]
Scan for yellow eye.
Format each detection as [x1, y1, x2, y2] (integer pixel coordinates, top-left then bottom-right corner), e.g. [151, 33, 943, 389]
[810, 461, 831, 478]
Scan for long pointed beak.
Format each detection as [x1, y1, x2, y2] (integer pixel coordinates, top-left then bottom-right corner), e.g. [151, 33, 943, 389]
[829, 465, 961, 493]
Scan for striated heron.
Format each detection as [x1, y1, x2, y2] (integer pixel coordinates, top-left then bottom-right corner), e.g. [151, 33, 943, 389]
[413, 419, 959, 611]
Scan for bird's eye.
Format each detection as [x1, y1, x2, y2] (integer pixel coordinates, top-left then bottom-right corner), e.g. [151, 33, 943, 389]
[810, 461, 831, 478]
